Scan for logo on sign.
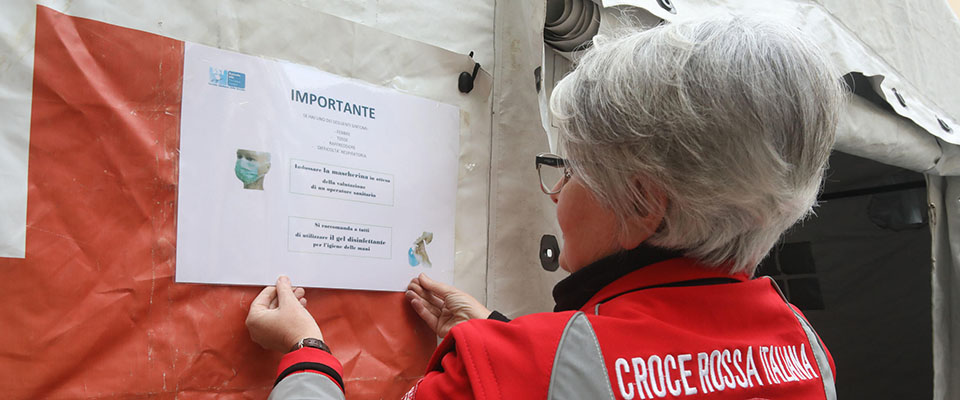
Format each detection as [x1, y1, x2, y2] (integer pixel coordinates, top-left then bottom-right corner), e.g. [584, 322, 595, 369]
[209, 67, 246, 90]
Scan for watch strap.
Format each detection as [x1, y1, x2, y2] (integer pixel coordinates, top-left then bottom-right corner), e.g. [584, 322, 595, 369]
[290, 337, 331, 354]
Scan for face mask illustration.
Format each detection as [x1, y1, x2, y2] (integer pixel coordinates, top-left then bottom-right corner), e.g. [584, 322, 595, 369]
[235, 158, 262, 185]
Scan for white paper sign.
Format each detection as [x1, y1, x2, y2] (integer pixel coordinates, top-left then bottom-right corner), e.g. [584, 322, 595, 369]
[176, 43, 459, 291]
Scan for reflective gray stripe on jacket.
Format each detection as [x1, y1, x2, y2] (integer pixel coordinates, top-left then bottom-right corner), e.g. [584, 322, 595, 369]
[767, 277, 837, 400]
[269, 371, 345, 400]
[548, 311, 617, 400]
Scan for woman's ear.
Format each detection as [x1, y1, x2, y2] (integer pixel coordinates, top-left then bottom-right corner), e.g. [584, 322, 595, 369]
[617, 180, 667, 250]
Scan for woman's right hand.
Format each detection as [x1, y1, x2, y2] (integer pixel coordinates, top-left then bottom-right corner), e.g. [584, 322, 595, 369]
[406, 273, 491, 338]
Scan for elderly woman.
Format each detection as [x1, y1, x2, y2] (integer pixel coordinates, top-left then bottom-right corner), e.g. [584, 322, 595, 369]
[245, 16, 844, 400]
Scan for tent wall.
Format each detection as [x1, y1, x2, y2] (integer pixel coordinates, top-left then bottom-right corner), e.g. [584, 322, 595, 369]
[780, 152, 932, 399]
[835, 96, 942, 174]
[486, 1, 567, 315]
[815, 0, 960, 120]
[928, 176, 960, 399]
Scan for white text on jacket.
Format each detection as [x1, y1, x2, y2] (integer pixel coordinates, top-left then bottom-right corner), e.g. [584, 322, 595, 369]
[613, 345, 820, 399]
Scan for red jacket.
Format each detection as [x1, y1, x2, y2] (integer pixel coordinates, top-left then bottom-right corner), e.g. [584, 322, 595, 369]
[273, 249, 836, 400]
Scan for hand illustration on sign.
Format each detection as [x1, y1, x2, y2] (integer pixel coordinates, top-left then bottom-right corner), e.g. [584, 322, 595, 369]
[408, 232, 434, 267]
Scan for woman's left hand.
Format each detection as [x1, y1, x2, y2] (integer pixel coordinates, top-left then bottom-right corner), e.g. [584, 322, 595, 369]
[246, 275, 323, 352]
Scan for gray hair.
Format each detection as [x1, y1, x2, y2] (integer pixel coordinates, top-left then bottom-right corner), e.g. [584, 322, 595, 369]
[550, 16, 845, 274]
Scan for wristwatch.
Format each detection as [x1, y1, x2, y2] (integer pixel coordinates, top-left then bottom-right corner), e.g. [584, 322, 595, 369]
[290, 337, 332, 354]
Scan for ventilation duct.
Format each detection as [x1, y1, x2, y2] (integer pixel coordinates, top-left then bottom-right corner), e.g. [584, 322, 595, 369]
[545, 0, 601, 52]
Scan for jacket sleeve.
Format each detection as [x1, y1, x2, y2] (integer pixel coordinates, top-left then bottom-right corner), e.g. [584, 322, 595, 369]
[406, 313, 571, 400]
[269, 347, 346, 400]
[401, 343, 476, 399]
[266, 342, 475, 400]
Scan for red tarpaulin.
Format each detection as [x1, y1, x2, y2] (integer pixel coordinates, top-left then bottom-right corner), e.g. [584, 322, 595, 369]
[0, 6, 435, 399]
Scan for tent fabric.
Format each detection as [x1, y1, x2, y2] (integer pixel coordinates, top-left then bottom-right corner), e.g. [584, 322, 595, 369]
[782, 152, 932, 399]
[601, 0, 960, 148]
[485, 0, 568, 316]
[814, 0, 960, 132]
[0, 2, 495, 399]
[546, 0, 960, 175]
[928, 175, 960, 399]
[835, 95, 942, 174]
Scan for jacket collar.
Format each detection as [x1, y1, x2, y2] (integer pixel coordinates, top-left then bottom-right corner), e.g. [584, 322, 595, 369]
[552, 245, 749, 312]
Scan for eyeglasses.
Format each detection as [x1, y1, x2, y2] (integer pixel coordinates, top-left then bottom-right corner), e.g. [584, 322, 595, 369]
[536, 153, 572, 195]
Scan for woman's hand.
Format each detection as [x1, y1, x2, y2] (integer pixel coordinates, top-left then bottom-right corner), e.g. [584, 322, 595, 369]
[406, 273, 491, 338]
[246, 275, 323, 352]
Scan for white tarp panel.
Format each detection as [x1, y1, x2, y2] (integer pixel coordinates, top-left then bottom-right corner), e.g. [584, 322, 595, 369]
[486, 0, 568, 316]
[602, 0, 959, 147]
[837, 95, 942, 173]
[928, 175, 960, 399]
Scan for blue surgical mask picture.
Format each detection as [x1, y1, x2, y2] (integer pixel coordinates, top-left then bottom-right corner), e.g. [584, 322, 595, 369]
[235, 158, 261, 184]
[235, 149, 271, 190]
